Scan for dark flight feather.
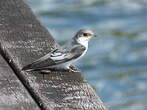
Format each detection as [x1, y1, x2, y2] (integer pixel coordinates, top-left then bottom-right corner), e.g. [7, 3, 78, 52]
[22, 45, 85, 71]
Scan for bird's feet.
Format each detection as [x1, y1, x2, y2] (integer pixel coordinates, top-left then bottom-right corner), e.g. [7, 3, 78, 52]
[68, 65, 80, 72]
[41, 69, 51, 73]
[40, 65, 80, 73]
[40, 70, 52, 78]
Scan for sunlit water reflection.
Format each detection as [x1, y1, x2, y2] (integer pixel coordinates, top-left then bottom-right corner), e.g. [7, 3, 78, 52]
[27, 0, 147, 110]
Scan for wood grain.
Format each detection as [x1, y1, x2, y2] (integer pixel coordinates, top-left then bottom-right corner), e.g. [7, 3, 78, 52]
[0, 0, 107, 110]
[0, 55, 40, 110]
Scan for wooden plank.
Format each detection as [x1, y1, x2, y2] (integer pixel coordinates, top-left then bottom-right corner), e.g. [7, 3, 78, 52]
[0, 55, 40, 110]
[0, 0, 107, 110]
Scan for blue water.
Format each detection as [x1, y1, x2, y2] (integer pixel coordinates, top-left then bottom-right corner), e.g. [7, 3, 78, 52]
[27, 0, 147, 110]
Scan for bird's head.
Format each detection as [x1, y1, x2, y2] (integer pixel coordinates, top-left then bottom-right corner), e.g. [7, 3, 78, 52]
[74, 29, 96, 46]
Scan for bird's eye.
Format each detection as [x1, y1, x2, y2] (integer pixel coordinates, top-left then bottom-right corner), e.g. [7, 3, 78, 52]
[83, 33, 89, 36]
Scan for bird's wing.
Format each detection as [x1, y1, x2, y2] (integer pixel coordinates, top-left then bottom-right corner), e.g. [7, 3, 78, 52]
[22, 45, 86, 71]
[51, 45, 86, 64]
[22, 52, 56, 71]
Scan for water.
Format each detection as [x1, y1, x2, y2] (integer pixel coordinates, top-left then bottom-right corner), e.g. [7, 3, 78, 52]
[26, 0, 147, 110]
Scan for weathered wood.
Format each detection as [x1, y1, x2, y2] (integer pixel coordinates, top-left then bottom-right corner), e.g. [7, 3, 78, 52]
[0, 0, 107, 110]
[0, 55, 40, 110]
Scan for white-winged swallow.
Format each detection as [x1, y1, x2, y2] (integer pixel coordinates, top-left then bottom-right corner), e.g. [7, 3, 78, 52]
[22, 29, 96, 72]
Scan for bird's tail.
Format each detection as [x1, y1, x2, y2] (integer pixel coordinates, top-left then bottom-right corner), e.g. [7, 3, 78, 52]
[21, 63, 36, 71]
[22, 64, 46, 72]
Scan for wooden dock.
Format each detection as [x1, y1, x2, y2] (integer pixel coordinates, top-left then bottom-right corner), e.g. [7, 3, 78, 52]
[0, 0, 107, 110]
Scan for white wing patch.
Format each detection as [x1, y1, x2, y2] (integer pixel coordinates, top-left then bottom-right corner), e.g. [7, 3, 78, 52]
[51, 53, 67, 61]
[51, 52, 62, 57]
[50, 49, 68, 61]
[50, 45, 86, 64]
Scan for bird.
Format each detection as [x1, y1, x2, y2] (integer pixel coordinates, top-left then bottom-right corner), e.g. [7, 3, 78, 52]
[22, 29, 96, 73]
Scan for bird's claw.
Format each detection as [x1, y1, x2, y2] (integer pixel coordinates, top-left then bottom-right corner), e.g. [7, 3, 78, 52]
[40, 65, 80, 73]
[68, 65, 80, 72]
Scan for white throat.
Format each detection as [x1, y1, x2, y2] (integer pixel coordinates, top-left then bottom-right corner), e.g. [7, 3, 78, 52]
[77, 37, 89, 48]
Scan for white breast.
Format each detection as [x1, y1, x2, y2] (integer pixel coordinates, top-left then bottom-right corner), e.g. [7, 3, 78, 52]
[77, 37, 89, 48]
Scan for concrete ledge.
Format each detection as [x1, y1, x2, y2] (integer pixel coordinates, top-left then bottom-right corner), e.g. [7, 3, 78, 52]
[0, 0, 107, 110]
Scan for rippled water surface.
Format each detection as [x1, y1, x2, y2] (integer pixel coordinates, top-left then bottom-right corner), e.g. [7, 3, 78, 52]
[27, 0, 147, 110]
